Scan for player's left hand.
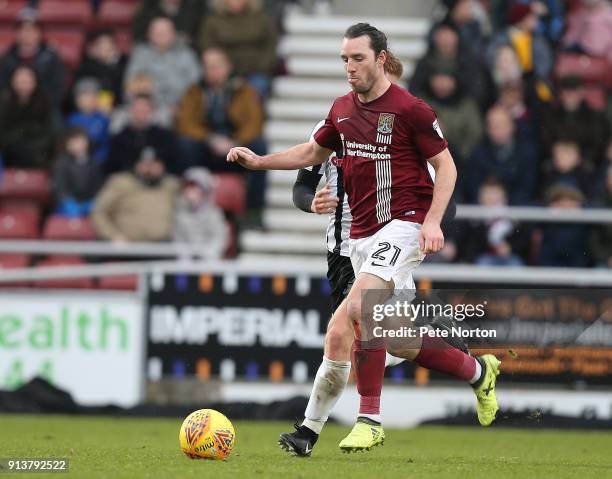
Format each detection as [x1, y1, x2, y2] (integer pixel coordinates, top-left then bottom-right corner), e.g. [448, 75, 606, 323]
[419, 221, 444, 254]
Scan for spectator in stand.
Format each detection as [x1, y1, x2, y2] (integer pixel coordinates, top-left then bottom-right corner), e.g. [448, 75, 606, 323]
[74, 30, 127, 110]
[435, 0, 491, 59]
[460, 177, 530, 266]
[0, 8, 66, 112]
[106, 93, 179, 175]
[538, 184, 589, 267]
[173, 167, 228, 259]
[52, 128, 102, 217]
[491, 0, 565, 44]
[541, 139, 591, 197]
[589, 165, 612, 268]
[199, 0, 278, 96]
[487, 3, 553, 104]
[495, 79, 538, 142]
[176, 48, 267, 226]
[133, 0, 205, 46]
[66, 78, 110, 165]
[540, 76, 609, 167]
[92, 147, 180, 243]
[0, 66, 53, 168]
[411, 22, 493, 111]
[419, 63, 483, 164]
[176, 48, 265, 171]
[109, 73, 173, 133]
[561, 0, 612, 61]
[467, 105, 538, 204]
[125, 16, 200, 110]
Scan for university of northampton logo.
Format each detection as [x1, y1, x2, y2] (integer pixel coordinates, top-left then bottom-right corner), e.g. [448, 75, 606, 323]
[377, 113, 394, 144]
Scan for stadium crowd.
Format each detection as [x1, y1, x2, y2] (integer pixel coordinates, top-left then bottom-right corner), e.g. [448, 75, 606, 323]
[0, 0, 610, 273]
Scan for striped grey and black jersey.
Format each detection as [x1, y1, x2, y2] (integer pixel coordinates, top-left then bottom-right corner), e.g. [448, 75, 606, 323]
[293, 120, 352, 257]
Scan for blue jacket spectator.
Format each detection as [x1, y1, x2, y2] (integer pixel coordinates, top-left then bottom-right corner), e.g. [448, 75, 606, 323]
[467, 106, 538, 204]
[538, 185, 589, 267]
[66, 78, 110, 165]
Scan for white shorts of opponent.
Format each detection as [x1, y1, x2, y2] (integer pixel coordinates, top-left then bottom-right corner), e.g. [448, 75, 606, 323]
[349, 219, 425, 291]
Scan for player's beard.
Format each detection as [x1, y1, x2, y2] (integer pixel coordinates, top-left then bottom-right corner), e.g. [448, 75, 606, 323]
[350, 69, 377, 95]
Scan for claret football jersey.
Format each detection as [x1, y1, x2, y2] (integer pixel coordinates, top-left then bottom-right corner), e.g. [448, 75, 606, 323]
[314, 83, 448, 239]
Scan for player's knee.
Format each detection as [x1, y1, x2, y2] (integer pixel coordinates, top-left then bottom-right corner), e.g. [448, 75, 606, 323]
[325, 322, 352, 357]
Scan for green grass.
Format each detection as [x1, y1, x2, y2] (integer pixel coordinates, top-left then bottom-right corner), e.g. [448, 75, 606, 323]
[1, 415, 612, 479]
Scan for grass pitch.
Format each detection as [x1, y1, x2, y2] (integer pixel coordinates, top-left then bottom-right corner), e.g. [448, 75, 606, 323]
[1, 415, 611, 479]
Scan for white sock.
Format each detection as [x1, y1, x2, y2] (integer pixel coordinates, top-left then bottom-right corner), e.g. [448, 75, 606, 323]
[469, 358, 483, 384]
[302, 356, 351, 434]
[385, 352, 406, 368]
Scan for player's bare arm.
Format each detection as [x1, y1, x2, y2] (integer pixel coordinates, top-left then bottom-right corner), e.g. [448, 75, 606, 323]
[420, 148, 457, 254]
[227, 140, 331, 170]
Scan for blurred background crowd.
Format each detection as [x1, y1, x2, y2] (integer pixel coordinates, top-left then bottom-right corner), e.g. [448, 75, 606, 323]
[0, 0, 610, 274]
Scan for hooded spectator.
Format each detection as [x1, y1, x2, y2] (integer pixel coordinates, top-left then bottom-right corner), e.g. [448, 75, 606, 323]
[173, 167, 229, 259]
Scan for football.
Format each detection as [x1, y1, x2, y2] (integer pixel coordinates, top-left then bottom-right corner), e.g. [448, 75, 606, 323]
[179, 409, 236, 460]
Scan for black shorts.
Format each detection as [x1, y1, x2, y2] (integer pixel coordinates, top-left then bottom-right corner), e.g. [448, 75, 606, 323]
[326, 250, 355, 313]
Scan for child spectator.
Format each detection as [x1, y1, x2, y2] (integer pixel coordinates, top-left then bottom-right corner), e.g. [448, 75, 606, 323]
[541, 140, 591, 196]
[173, 167, 228, 259]
[0, 65, 53, 168]
[66, 78, 110, 165]
[52, 128, 102, 217]
[74, 30, 127, 110]
[460, 177, 529, 266]
[538, 185, 589, 267]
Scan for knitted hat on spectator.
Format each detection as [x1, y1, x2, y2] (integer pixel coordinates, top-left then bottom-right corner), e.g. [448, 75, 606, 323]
[508, 3, 533, 25]
[74, 77, 101, 98]
[184, 167, 214, 193]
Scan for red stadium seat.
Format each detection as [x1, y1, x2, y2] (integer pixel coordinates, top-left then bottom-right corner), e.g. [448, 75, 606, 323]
[98, 272, 138, 290]
[0, 253, 30, 268]
[42, 215, 98, 241]
[0, 201, 40, 221]
[44, 29, 85, 70]
[37, 0, 92, 26]
[555, 53, 612, 89]
[0, 28, 13, 54]
[0, 169, 51, 204]
[212, 174, 246, 214]
[96, 0, 137, 28]
[583, 86, 607, 111]
[0, 253, 31, 288]
[0, 0, 27, 25]
[0, 209, 39, 239]
[34, 255, 95, 289]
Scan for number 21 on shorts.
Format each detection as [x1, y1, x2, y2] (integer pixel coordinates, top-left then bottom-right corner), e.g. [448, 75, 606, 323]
[370, 242, 402, 267]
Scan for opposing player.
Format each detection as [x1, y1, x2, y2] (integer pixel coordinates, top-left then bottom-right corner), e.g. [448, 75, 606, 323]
[228, 23, 501, 454]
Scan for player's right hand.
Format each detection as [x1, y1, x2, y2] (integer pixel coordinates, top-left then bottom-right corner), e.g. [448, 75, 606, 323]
[226, 147, 261, 170]
[311, 184, 339, 214]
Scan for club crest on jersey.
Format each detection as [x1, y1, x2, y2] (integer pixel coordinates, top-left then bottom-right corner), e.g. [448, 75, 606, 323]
[376, 113, 394, 144]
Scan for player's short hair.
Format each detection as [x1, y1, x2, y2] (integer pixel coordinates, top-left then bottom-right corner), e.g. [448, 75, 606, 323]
[344, 23, 388, 58]
[384, 51, 403, 78]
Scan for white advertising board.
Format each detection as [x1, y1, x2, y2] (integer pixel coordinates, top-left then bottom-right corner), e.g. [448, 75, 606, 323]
[0, 291, 144, 407]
